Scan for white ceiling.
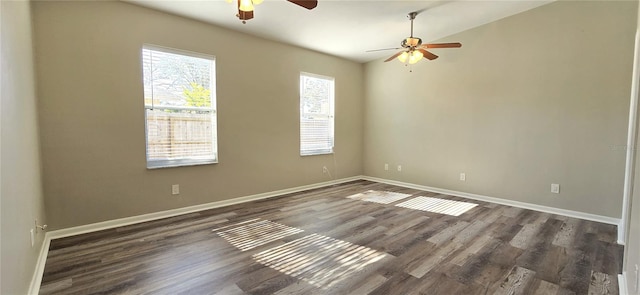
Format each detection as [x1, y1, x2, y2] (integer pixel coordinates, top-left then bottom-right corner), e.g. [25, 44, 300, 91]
[124, 0, 554, 63]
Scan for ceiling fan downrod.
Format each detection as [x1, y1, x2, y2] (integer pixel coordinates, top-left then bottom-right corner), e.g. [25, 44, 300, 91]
[408, 12, 417, 38]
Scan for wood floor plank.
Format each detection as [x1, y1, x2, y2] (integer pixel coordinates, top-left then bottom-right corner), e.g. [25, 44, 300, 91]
[450, 238, 504, 285]
[449, 234, 494, 266]
[532, 244, 570, 284]
[493, 266, 536, 295]
[39, 180, 623, 295]
[212, 284, 245, 295]
[593, 241, 624, 275]
[272, 280, 318, 295]
[348, 273, 388, 295]
[382, 213, 429, 236]
[407, 241, 463, 278]
[515, 218, 564, 273]
[553, 218, 581, 248]
[491, 219, 524, 243]
[425, 221, 469, 245]
[532, 279, 561, 295]
[559, 251, 594, 294]
[588, 271, 614, 295]
[451, 220, 489, 245]
[38, 279, 72, 294]
[510, 223, 542, 249]
[367, 273, 420, 295]
[502, 206, 523, 218]
[414, 271, 481, 295]
[488, 242, 524, 268]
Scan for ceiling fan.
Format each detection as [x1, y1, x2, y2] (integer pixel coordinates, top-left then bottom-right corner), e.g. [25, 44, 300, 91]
[228, 0, 318, 24]
[368, 12, 461, 64]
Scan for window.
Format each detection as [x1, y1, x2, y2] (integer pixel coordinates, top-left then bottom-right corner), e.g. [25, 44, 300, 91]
[300, 72, 335, 156]
[142, 45, 217, 168]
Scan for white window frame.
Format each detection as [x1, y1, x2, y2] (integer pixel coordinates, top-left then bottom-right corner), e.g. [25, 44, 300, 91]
[299, 72, 335, 156]
[142, 45, 218, 169]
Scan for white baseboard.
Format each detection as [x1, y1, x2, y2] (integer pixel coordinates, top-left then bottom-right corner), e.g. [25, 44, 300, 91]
[362, 176, 621, 226]
[28, 233, 52, 295]
[619, 272, 630, 295]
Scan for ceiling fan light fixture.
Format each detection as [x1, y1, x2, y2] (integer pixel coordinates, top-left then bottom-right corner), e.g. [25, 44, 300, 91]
[397, 51, 409, 63]
[239, 0, 255, 12]
[408, 50, 423, 64]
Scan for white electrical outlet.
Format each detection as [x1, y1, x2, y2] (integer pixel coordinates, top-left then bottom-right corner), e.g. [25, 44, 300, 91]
[397, 165, 402, 172]
[551, 183, 560, 194]
[384, 163, 389, 171]
[460, 173, 466, 181]
[172, 184, 180, 195]
[30, 229, 35, 247]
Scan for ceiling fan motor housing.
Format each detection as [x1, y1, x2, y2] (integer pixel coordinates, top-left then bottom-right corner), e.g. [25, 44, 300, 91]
[402, 37, 422, 48]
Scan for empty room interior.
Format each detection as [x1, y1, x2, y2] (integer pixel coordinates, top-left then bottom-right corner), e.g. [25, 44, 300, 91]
[3, 0, 640, 294]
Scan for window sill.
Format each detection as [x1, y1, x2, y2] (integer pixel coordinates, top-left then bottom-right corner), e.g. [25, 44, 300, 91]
[300, 152, 334, 157]
[147, 158, 217, 169]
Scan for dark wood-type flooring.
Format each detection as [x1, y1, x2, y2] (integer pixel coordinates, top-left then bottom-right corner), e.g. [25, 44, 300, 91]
[40, 180, 624, 294]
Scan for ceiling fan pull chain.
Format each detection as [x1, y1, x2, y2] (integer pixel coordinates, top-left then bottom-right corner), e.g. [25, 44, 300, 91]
[409, 12, 415, 37]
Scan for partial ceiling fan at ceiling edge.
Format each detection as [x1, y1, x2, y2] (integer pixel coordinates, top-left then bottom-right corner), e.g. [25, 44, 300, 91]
[368, 11, 462, 65]
[288, 0, 318, 10]
[229, 0, 318, 23]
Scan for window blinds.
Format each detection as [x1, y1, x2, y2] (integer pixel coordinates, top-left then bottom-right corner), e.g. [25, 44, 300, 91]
[300, 73, 335, 156]
[142, 46, 218, 168]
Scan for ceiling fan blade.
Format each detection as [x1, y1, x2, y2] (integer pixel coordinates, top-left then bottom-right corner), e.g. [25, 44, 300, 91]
[366, 47, 401, 53]
[418, 48, 438, 60]
[287, 0, 318, 10]
[384, 51, 405, 62]
[423, 42, 462, 49]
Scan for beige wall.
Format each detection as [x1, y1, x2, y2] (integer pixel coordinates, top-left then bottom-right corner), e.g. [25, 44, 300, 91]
[364, 1, 636, 218]
[32, 1, 364, 230]
[1, 0, 48, 293]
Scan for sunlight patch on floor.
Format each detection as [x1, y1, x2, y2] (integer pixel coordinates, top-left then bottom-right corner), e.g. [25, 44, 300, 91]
[253, 233, 388, 289]
[396, 196, 478, 216]
[214, 218, 304, 251]
[347, 190, 412, 204]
